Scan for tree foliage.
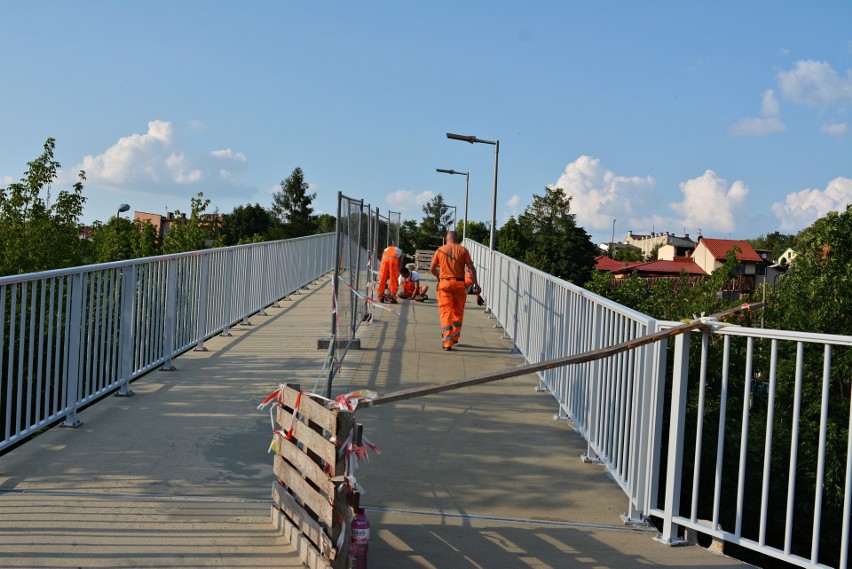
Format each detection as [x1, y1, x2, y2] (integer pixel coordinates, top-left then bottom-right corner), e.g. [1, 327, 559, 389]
[220, 203, 277, 245]
[0, 138, 86, 276]
[457, 219, 489, 245]
[420, 193, 454, 238]
[162, 193, 213, 254]
[497, 187, 598, 285]
[272, 167, 316, 238]
[748, 231, 797, 262]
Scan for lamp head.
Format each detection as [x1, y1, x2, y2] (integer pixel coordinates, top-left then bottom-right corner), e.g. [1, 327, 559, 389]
[118, 204, 131, 213]
[446, 132, 477, 144]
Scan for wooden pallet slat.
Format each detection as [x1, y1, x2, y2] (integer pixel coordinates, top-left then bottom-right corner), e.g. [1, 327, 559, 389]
[269, 384, 357, 569]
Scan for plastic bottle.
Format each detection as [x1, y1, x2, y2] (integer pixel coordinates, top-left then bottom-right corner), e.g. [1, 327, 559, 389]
[349, 507, 370, 568]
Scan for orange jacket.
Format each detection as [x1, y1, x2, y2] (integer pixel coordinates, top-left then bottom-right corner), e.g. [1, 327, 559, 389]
[431, 243, 471, 279]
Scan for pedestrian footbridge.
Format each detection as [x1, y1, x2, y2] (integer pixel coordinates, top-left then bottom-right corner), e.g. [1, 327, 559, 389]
[1, 234, 849, 568]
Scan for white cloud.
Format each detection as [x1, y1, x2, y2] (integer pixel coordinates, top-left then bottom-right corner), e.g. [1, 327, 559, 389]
[821, 121, 848, 136]
[729, 89, 786, 136]
[385, 189, 434, 212]
[777, 60, 852, 107]
[0, 175, 13, 187]
[210, 148, 247, 162]
[76, 120, 250, 199]
[669, 170, 748, 234]
[506, 194, 521, 216]
[771, 177, 852, 231]
[549, 155, 656, 233]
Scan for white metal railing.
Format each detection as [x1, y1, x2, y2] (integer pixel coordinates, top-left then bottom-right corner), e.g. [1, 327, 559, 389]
[467, 239, 659, 523]
[466, 239, 852, 569]
[0, 234, 334, 452]
[654, 323, 852, 569]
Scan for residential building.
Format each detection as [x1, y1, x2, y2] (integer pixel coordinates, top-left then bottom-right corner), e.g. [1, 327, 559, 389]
[624, 231, 696, 259]
[692, 238, 768, 296]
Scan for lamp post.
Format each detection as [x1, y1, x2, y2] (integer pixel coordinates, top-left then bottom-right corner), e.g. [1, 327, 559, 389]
[446, 132, 499, 315]
[446, 133, 499, 251]
[611, 218, 616, 258]
[116, 203, 130, 233]
[436, 168, 469, 241]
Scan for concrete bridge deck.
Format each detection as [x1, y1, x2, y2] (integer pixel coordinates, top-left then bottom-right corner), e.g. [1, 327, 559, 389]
[0, 273, 748, 568]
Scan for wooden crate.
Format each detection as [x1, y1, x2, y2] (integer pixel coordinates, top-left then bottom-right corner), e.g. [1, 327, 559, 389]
[269, 385, 355, 569]
[414, 249, 436, 271]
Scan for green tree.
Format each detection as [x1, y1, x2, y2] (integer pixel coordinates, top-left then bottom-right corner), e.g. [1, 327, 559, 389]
[272, 167, 316, 238]
[420, 194, 454, 238]
[496, 216, 528, 260]
[0, 138, 86, 276]
[461, 219, 490, 245]
[130, 219, 161, 258]
[314, 213, 336, 234]
[88, 217, 135, 263]
[748, 231, 797, 262]
[162, 193, 213, 254]
[220, 203, 277, 245]
[517, 187, 598, 285]
[615, 246, 644, 262]
[645, 243, 662, 261]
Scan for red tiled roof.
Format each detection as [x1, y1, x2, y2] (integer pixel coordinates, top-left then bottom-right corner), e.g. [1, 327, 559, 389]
[699, 239, 764, 262]
[595, 256, 644, 272]
[612, 259, 706, 276]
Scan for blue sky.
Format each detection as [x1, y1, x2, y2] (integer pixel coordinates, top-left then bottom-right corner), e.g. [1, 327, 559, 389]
[1, 1, 850, 244]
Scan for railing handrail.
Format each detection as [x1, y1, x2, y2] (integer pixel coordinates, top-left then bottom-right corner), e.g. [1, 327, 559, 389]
[0, 233, 335, 286]
[1, 233, 336, 453]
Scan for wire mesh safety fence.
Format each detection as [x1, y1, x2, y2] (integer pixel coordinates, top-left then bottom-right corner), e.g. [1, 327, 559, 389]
[320, 197, 403, 398]
[321, 193, 390, 398]
[466, 238, 852, 569]
[0, 234, 334, 453]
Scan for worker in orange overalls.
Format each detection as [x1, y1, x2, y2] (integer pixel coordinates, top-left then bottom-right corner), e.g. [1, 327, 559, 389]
[376, 243, 403, 304]
[398, 264, 429, 301]
[430, 231, 479, 351]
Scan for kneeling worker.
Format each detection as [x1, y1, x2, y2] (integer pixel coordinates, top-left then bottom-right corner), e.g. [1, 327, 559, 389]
[398, 264, 428, 301]
[430, 231, 479, 351]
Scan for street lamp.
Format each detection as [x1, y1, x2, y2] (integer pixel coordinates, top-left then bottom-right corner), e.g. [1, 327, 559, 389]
[611, 218, 617, 258]
[447, 132, 500, 315]
[116, 203, 130, 232]
[436, 168, 469, 241]
[446, 133, 499, 252]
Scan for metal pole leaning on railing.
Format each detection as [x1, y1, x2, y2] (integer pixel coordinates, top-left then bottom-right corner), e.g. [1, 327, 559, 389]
[365, 303, 763, 408]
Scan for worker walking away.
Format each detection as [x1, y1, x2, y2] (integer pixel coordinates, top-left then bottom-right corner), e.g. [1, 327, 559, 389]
[430, 231, 479, 351]
[377, 243, 403, 304]
[398, 264, 429, 301]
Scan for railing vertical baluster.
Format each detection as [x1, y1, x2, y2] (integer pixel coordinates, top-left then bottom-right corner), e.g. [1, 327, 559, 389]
[161, 258, 178, 371]
[758, 339, 778, 545]
[811, 344, 832, 563]
[712, 336, 731, 529]
[117, 265, 137, 396]
[784, 342, 805, 554]
[735, 337, 755, 537]
[660, 331, 691, 544]
[195, 254, 211, 351]
[691, 330, 710, 522]
[840, 374, 852, 569]
[62, 273, 84, 428]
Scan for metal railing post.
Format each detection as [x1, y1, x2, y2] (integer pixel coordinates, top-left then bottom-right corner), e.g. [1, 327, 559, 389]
[659, 331, 691, 544]
[61, 272, 84, 427]
[117, 265, 137, 396]
[195, 254, 210, 351]
[160, 258, 178, 371]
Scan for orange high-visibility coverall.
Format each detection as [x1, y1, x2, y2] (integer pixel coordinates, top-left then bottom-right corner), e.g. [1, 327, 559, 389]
[430, 242, 473, 349]
[377, 246, 402, 301]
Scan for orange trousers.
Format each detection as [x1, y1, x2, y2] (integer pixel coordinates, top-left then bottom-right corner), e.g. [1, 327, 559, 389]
[437, 280, 467, 348]
[377, 259, 399, 300]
